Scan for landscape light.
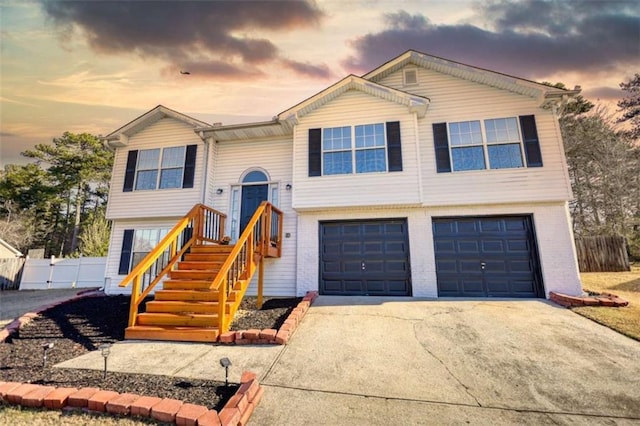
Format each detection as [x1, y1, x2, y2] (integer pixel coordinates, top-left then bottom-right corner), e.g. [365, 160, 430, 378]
[219, 357, 232, 386]
[100, 343, 112, 379]
[42, 342, 54, 368]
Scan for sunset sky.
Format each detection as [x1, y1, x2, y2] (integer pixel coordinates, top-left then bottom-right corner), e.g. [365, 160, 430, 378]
[1, 0, 638, 166]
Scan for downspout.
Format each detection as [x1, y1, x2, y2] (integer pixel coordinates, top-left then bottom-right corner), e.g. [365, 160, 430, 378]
[199, 131, 209, 205]
[413, 111, 424, 205]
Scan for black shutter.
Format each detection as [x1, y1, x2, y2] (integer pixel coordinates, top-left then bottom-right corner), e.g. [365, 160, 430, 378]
[182, 144, 198, 188]
[520, 115, 543, 167]
[386, 121, 403, 172]
[308, 128, 322, 177]
[118, 229, 134, 275]
[123, 150, 138, 192]
[433, 123, 451, 173]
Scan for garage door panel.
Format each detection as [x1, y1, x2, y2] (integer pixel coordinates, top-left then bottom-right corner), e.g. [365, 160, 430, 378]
[458, 240, 480, 253]
[433, 216, 543, 298]
[320, 219, 411, 296]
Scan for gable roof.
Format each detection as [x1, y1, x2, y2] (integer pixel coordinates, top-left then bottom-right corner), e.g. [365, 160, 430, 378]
[0, 238, 22, 257]
[277, 74, 430, 124]
[362, 50, 580, 105]
[104, 105, 210, 148]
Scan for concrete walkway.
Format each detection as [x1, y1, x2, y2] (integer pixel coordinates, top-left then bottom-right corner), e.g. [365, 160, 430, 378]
[58, 297, 640, 425]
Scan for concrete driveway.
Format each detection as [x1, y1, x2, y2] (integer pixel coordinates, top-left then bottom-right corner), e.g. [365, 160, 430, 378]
[0, 288, 85, 328]
[252, 297, 640, 425]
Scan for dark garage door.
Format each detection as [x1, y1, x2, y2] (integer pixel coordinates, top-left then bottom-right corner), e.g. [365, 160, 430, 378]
[433, 216, 543, 298]
[320, 219, 411, 296]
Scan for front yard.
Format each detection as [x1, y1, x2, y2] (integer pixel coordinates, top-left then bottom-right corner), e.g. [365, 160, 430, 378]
[574, 264, 640, 341]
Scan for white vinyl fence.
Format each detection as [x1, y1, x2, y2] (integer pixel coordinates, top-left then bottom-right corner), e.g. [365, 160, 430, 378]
[19, 256, 107, 290]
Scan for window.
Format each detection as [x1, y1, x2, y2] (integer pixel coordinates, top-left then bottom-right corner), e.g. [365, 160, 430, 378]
[403, 68, 418, 85]
[131, 228, 169, 270]
[118, 228, 170, 274]
[123, 145, 197, 192]
[445, 117, 526, 172]
[322, 124, 387, 175]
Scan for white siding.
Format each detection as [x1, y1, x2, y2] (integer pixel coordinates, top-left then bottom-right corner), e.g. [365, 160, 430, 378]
[106, 118, 206, 220]
[292, 90, 422, 210]
[295, 202, 582, 298]
[104, 218, 181, 295]
[210, 136, 297, 296]
[378, 67, 573, 206]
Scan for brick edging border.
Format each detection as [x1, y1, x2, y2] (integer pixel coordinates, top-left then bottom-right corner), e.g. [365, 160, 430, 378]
[0, 370, 262, 426]
[0, 288, 104, 343]
[550, 291, 629, 308]
[218, 291, 319, 345]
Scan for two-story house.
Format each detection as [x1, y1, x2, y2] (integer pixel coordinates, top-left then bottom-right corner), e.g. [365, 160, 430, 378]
[103, 50, 582, 314]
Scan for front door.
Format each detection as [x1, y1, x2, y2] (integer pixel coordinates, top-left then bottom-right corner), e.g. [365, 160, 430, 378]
[240, 184, 268, 235]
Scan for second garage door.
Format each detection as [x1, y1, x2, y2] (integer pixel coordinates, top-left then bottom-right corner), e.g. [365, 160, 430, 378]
[433, 216, 543, 298]
[320, 219, 411, 296]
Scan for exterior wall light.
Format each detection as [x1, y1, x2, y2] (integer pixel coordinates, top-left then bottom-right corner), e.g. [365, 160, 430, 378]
[216, 188, 224, 195]
[285, 184, 292, 191]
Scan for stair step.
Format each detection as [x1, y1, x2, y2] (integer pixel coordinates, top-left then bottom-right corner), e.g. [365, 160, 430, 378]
[146, 300, 231, 314]
[177, 261, 224, 271]
[155, 289, 220, 301]
[183, 253, 230, 262]
[137, 312, 219, 327]
[125, 326, 219, 343]
[190, 245, 234, 254]
[155, 289, 238, 302]
[163, 280, 216, 290]
[169, 270, 218, 280]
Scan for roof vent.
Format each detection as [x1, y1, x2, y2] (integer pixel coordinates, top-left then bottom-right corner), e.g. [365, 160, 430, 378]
[404, 69, 418, 86]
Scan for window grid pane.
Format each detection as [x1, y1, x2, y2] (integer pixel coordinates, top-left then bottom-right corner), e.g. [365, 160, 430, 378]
[448, 121, 482, 146]
[135, 170, 158, 190]
[488, 144, 524, 169]
[452, 146, 485, 171]
[323, 151, 353, 175]
[138, 149, 160, 170]
[159, 168, 183, 189]
[322, 126, 351, 151]
[161, 146, 185, 168]
[485, 118, 520, 144]
[356, 148, 386, 173]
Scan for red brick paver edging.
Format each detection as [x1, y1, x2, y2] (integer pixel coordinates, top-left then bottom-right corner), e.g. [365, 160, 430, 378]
[550, 291, 629, 308]
[0, 370, 263, 426]
[219, 291, 318, 345]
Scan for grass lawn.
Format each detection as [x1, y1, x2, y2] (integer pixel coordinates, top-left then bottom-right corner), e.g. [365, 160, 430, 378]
[573, 264, 640, 341]
[0, 405, 157, 425]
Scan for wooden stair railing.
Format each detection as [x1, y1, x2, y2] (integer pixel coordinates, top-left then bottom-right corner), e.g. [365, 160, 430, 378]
[118, 204, 226, 329]
[118, 201, 283, 341]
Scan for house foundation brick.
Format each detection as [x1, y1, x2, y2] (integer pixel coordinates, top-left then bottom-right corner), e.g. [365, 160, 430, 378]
[43, 387, 78, 409]
[88, 390, 120, 412]
[106, 393, 140, 415]
[175, 403, 208, 426]
[0, 382, 21, 399]
[7, 383, 40, 404]
[151, 398, 183, 423]
[68, 387, 100, 407]
[243, 329, 260, 339]
[21, 385, 55, 408]
[219, 332, 235, 343]
[259, 329, 277, 340]
[197, 410, 222, 426]
[130, 395, 162, 417]
[240, 371, 256, 384]
[218, 407, 241, 426]
[237, 379, 260, 403]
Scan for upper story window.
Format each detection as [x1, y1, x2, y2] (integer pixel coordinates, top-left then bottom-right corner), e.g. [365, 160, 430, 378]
[123, 145, 197, 192]
[309, 121, 403, 177]
[433, 115, 542, 173]
[403, 68, 418, 86]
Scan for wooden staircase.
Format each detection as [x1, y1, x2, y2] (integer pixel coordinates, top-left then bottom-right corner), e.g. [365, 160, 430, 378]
[125, 245, 239, 342]
[118, 202, 283, 343]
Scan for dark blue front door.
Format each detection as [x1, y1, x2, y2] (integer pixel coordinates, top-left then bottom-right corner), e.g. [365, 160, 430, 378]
[240, 184, 268, 235]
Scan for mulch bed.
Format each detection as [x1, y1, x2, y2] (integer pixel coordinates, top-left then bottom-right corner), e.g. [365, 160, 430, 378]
[0, 294, 299, 410]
